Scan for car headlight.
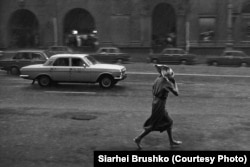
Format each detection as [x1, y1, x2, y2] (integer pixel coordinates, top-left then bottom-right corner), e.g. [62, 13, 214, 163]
[121, 67, 126, 73]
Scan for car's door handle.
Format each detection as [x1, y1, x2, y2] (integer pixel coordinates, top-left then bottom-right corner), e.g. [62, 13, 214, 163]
[50, 68, 56, 71]
[69, 68, 75, 72]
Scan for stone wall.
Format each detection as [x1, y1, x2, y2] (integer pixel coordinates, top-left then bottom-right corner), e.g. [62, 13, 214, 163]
[0, 0, 250, 53]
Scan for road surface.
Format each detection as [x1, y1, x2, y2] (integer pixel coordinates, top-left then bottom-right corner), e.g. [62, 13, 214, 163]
[0, 63, 249, 167]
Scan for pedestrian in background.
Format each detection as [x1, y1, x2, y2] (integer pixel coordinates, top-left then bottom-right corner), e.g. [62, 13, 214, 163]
[134, 64, 182, 149]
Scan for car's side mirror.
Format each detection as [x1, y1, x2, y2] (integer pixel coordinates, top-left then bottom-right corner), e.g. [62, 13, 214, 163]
[83, 64, 87, 68]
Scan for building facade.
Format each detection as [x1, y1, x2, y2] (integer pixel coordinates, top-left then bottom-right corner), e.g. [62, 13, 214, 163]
[1, 0, 250, 53]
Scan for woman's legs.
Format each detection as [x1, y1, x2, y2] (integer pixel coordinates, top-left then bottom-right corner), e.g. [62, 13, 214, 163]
[134, 128, 181, 149]
[164, 112, 182, 146]
[166, 127, 182, 146]
[134, 129, 152, 149]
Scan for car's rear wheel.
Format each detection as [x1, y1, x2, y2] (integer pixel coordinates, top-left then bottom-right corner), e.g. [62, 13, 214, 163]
[38, 75, 51, 87]
[152, 59, 158, 64]
[241, 62, 247, 67]
[212, 61, 218, 66]
[99, 75, 114, 88]
[10, 67, 20, 75]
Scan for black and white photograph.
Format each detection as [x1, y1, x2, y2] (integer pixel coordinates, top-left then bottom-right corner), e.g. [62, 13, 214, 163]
[0, 0, 250, 166]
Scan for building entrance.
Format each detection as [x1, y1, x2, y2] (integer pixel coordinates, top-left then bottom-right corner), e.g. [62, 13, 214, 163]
[63, 8, 98, 48]
[152, 3, 176, 50]
[8, 9, 39, 48]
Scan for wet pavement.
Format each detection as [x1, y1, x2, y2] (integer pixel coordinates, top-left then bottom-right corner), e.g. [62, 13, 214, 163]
[0, 63, 250, 166]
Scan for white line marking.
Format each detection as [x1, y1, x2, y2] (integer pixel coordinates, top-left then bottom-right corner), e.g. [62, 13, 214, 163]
[127, 71, 250, 78]
[0, 78, 23, 80]
[45, 91, 97, 95]
[11, 85, 26, 88]
[1, 72, 250, 78]
[123, 81, 204, 86]
[127, 72, 156, 75]
[123, 82, 153, 86]
[176, 73, 250, 78]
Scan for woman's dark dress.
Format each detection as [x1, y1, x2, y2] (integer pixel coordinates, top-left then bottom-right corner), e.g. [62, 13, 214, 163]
[143, 76, 176, 132]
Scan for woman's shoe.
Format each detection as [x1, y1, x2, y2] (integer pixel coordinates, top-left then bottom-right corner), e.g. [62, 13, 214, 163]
[133, 137, 142, 150]
[170, 140, 182, 147]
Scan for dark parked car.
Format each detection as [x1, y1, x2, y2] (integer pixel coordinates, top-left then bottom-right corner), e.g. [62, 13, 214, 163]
[90, 47, 130, 64]
[206, 50, 250, 67]
[0, 49, 49, 75]
[148, 48, 196, 65]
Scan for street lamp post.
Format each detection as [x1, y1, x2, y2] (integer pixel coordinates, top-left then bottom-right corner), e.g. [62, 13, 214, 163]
[52, 18, 58, 46]
[226, 0, 233, 50]
[186, 21, 190, 53]
[185, 0, 191, 53]
[52, 0, 58, 46]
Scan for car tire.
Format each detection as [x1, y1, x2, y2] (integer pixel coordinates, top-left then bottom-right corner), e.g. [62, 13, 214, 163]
[99, 75, 114, 88]
[212, 61, 218, 66]
[181, 59, 187, 65]
[152, 59, 158, 64]
[117, 59, 123, 64]
[10, 67, 20, 75]
[38, 75, 51, 87]
[241, 62, 247, 67]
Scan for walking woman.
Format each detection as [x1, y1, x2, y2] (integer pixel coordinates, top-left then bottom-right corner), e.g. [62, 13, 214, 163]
[134, 64, 182, 149]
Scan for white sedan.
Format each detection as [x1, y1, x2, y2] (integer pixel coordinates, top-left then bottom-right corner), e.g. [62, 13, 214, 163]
[20, 54, 127, 88]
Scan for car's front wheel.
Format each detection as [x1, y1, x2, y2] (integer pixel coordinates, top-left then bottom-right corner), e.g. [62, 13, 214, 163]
[241, 62, 247, 67]
[212, 61, 218, 66]
[38, 75, 51, 87]
[99, 75, 114, 88]
[117, 58, 123, 64]
[10, 66, 20, 75]
[181, 59, 187, 65]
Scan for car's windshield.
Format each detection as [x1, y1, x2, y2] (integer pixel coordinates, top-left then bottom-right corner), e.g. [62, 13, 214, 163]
[44, 59, 54, 66]
[84, 56, 99, 65]
[223, 51, 247, 57]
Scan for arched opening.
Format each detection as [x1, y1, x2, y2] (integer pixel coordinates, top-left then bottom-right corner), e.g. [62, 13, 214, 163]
[8, 9, 39, 48]
[242, 3, 250, 40]
[242, 3, 250, 13]
[63, 8, 98, 48]
[152, 3, 176, 50]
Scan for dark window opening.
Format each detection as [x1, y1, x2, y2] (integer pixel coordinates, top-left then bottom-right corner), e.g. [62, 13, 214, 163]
[199, 17, 216, 42]
[152, 3, 176, 50]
